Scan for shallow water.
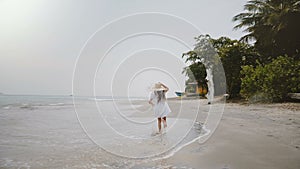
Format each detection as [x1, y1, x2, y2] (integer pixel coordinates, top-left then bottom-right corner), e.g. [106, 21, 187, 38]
[0, 95, 208, 168]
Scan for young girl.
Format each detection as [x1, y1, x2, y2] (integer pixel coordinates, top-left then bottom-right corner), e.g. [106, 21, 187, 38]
[148, 82, 171, 134]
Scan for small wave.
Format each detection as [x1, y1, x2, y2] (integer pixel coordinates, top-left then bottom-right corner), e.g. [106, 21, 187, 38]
[93, 98, 115, 101]
[20, 104, 36, 110]
[0, 158, 31, 169]
[1, 104, 19, 109]
[160, 125, 210, 160]
[93, 97, 147, 101]
[2, 106, 10, 110]
[127, 123, 210, 167]
[48, 103, 64, 106]
[1, 102, 66, 110]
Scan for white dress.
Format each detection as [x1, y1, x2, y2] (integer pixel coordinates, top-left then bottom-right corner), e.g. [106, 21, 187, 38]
[149, 92, 171, 118]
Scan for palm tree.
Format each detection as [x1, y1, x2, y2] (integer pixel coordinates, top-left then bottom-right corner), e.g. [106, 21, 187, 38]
[233, 0, 300, 60]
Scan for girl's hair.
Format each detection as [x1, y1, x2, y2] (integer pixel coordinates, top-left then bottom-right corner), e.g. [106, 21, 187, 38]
[154, 90, 166, 103]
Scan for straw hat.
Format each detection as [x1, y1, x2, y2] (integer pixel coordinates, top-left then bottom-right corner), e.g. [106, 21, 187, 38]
[152, 83, 167, 91]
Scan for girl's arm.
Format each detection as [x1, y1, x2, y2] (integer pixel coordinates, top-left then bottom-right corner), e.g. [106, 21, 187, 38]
[148, 92, 154, 105]
[160, 82, 169, 92]
[148, 99, 154, 106]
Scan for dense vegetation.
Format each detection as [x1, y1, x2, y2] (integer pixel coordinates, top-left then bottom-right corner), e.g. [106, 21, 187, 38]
[241, 56, 300, 102]
[183, 0, 300, 102]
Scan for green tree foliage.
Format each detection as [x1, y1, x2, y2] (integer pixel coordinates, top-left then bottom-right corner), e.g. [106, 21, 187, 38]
[182, 35, 217, 68]
[182, 35, 259, 98]
[182, 62, 207, 93]
[233, 0, 300, 60]
[240, 56, 300, 102]
[210, 37, 259, 98]
[182, 62, 207, 85]
[182, 35, 226, 96]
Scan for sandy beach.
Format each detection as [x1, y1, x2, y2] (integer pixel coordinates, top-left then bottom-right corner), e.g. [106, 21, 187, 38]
[133, 101, 300, 169]
[0, 95, 300, 168]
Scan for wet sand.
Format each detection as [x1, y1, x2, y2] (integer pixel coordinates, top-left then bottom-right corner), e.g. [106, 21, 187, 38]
[1, 96, 300, 168]
[133, 102, 300, 169]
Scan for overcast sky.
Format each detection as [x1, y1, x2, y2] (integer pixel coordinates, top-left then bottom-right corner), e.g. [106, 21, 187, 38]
[0, 0, 247, 96]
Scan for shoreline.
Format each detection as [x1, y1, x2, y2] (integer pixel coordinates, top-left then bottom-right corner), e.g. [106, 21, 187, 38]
[131, 100, 300, 168]
[0, 96, 299, 168]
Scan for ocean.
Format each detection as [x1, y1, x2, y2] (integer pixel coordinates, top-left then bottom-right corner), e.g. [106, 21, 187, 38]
[0, 95, 207, 168]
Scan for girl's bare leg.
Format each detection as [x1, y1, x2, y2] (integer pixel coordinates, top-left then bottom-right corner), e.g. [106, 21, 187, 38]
[162, 117, 167, 128]
[157, 118, 162, 132]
